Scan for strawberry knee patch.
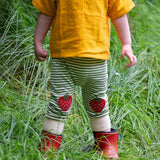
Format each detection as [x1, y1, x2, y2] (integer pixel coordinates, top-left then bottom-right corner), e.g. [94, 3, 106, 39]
[58, 95, 72, 111]
[89, 98, 106, 113]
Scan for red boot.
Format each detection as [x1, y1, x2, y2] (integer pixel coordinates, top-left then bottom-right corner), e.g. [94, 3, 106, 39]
[94, 129, 119, 159]
[39, 130, 62, 153]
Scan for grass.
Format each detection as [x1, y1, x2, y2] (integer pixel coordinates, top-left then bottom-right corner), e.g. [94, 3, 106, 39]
[0, 0, 160, 159]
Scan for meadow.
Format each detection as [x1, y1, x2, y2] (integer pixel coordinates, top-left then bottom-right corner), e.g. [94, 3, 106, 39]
[0, 0, 160, 159]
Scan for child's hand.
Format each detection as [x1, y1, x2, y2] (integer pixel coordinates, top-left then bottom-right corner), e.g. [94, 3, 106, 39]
[34, 44, 48, 61]
[121, 44, 137, 68]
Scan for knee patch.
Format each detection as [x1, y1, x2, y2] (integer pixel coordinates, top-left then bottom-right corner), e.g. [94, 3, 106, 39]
[58, 95, 73, 111]
[89, 98, 106, 113]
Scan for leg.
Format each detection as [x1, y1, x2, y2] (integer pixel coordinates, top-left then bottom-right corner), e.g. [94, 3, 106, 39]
[81, 59, 119, 158]
[46, 58, 75, 122]
[40, 58, 75, 153]
[81, 59, 110, 121]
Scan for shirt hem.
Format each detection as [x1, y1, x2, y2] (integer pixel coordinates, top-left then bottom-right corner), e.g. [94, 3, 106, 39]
[50, 52, 110, 60]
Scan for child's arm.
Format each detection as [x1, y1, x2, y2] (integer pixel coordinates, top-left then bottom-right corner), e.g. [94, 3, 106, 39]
[33, 12, 54, 61]
[112, 14, 137, 68]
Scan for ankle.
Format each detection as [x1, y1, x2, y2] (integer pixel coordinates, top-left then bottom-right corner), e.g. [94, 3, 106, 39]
[43, 118, 64, 135]
[90, 115, 111, 132]
[103, 128, 111, 132]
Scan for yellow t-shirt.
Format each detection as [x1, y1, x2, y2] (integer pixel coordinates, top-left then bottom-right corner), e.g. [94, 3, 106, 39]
[32, 0, 135, 60]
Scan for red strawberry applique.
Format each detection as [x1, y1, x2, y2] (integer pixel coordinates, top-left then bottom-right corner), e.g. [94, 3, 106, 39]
[58, 95, 72, 111]
[89, 98, 106, 113]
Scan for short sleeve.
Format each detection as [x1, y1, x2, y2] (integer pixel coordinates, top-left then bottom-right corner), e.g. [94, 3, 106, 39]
[108, 0, 135, 20]
[32, 0, 56, 17]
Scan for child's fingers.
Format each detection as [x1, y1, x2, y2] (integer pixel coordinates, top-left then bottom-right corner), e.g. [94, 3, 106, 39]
[125, 51, 133, 62]
[37, 56, 47, 61]
[121, 45, 137, 68]
[120, 50, 125, 59]
[121, 48, 132, 59]
[125, 55, 137, 68]
[35, 49, 48, 61]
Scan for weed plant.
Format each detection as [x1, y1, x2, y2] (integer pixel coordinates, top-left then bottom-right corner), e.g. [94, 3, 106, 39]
[0, 0, 160, 159]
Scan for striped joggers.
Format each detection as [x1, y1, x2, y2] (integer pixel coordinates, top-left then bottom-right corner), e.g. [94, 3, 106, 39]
[46, 57, 109, 121]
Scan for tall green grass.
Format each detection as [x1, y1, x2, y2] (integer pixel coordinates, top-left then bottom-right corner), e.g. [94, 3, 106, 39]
[0, 0, 160, 159]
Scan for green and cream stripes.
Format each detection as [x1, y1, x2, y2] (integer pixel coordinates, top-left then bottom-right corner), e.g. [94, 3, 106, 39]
[46, 57, 109, 121]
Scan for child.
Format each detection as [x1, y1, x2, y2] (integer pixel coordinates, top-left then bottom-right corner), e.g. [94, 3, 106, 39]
[32, 0, 137, 159]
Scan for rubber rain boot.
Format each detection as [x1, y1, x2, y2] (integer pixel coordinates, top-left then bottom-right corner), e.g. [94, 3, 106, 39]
[39, 130, 62, 154]
[93, 128, 119, 159]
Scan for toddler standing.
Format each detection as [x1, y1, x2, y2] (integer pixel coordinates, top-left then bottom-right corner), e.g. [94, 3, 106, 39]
[32, 0, 137, 159]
